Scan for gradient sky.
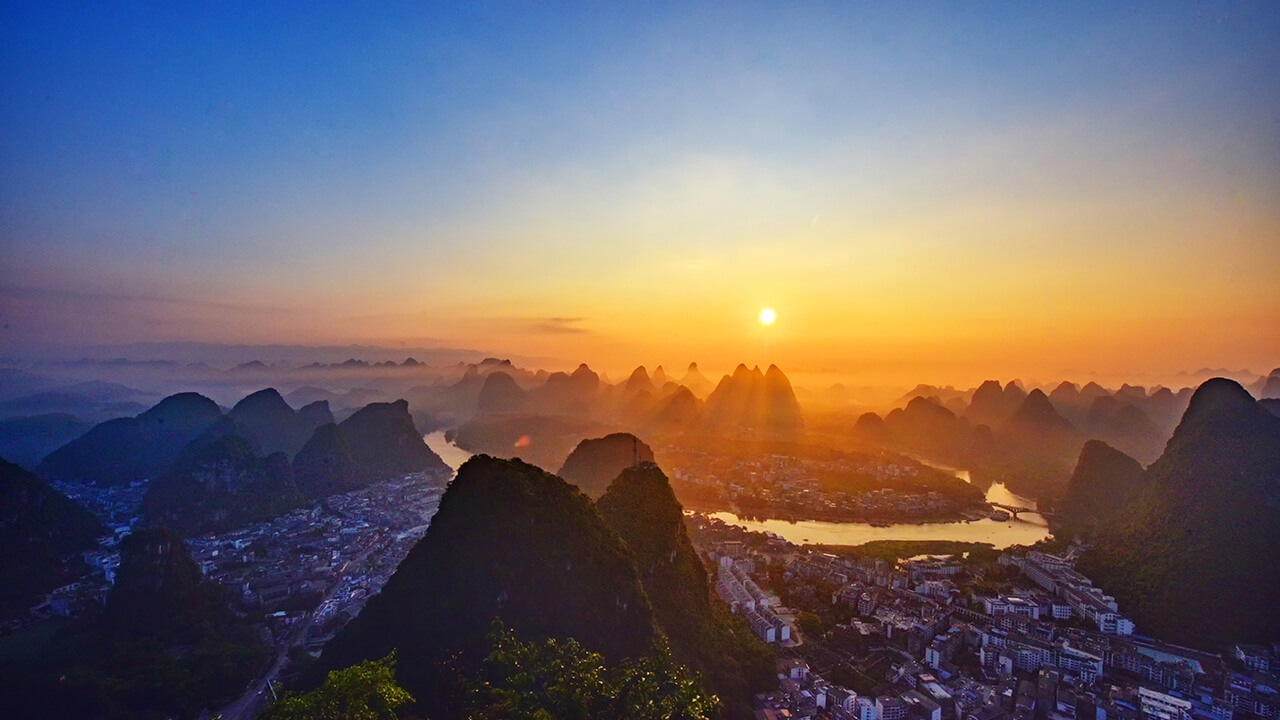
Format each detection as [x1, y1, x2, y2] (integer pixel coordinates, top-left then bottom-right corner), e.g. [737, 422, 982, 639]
[3, 2, 1278, 385]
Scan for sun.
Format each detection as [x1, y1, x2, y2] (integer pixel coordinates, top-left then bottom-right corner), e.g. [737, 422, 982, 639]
[759, 308, 776, 325]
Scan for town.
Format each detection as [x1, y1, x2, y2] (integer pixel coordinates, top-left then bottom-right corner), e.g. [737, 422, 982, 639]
[663, 448, 991, 524]
[26, 472, 449, 673]
[687, 514, 1278, 720]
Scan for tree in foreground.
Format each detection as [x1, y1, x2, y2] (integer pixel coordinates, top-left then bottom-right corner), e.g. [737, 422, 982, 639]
[263, 653, 412, 720]
[458, 622, 721, 720]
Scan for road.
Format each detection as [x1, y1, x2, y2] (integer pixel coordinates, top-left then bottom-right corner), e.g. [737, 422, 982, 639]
[215, 543, 379, 720]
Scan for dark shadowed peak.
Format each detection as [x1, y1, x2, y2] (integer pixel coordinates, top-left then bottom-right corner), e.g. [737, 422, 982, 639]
[292, 423, 361, 499]
[1173, 377, 1268, 437]
[596, 462, 775, 709]
[558, 433, 655, 499]
[1, 457, 103, 613]
[339, 399, 449, 481]
[1079, 377, 1280, 648]
[1058, 440, 1147, 528]
[852, 412, 888, 445]
[142, 392, 222, 420]
[228, 387, 311, 456]
[597, 463, 686, 568]
[141, 432, 306, 536]
[103, 527, 241, 646]
[38, 391, 223, 486]
[230, 387, 292, 416]
[297, 399, 335, 428]
[311, 455, 658, 711]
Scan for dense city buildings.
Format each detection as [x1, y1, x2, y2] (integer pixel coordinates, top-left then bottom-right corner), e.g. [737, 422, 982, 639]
[687, 513, 1278, 720]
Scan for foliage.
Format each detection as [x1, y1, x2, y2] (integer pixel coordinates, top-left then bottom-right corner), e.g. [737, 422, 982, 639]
[795, 611, 824, 639]
[809, 540, 994, 562]
[458, 623, 720, 720]
[264, 653, 412, 720]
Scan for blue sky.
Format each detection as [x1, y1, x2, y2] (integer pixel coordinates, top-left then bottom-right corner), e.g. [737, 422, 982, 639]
[3, 2, 1278, 382]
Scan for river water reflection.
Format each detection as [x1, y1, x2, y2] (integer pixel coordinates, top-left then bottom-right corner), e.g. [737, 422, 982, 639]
[423, 431, 473, 473]
[710, 459, 1050, 549]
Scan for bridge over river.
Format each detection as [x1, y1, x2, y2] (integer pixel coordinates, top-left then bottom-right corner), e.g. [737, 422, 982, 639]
[989, 502, 1054, 521]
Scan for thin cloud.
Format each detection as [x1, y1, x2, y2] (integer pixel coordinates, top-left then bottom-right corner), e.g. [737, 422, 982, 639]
[531, 317, 591, 335]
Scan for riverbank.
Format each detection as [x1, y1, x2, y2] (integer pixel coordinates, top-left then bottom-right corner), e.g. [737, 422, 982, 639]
[807, 540, 996, 561]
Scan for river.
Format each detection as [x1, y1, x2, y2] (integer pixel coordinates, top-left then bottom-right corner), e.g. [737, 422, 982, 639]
[709, 457, 1050, 549]
[423, 431, 473, 473]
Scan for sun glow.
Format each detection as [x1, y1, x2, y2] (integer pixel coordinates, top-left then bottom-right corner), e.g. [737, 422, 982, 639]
[759, 308, 776, 325]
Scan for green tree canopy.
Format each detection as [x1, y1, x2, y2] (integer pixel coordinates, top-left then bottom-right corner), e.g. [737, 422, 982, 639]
[460, 622, 721, 720]
[263, 653, 412, 720]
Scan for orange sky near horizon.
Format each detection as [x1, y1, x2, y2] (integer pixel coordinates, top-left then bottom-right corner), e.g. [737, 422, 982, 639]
[3, 4, 1278, 388]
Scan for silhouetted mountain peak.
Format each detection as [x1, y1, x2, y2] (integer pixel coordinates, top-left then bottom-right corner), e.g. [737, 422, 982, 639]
[1059, 440, 1146, 527]
[676, 362, 714, 397]
[339, 400, 448, 481]
[648, 386, 700, 428]
[102, 527, 241, 646]
[227, 387, 316, 456]
[1174, 377, 1267, 437]
[1, 457, 103, 612]
[651, 365, 668, 388]
[1081, 381, 1110, 398]
[558, 433, 655, 499]
[139, 392, 222, 425]
[570, 363, 600, 387]
[311, 455, 659, 707]
[293, 423, 360, 499]
[905, 395, 955, 419]
[1008, 389, 1072, 429]
[623, 366, 654, 396]
[230, 387, 291, 416]
[296, 399, 335, 428]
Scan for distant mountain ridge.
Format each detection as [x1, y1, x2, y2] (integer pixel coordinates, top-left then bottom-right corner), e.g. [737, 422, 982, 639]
[37, 392, 223, 486]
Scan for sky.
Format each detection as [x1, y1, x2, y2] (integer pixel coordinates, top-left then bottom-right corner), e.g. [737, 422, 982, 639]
[2, 1, 1279, 386]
